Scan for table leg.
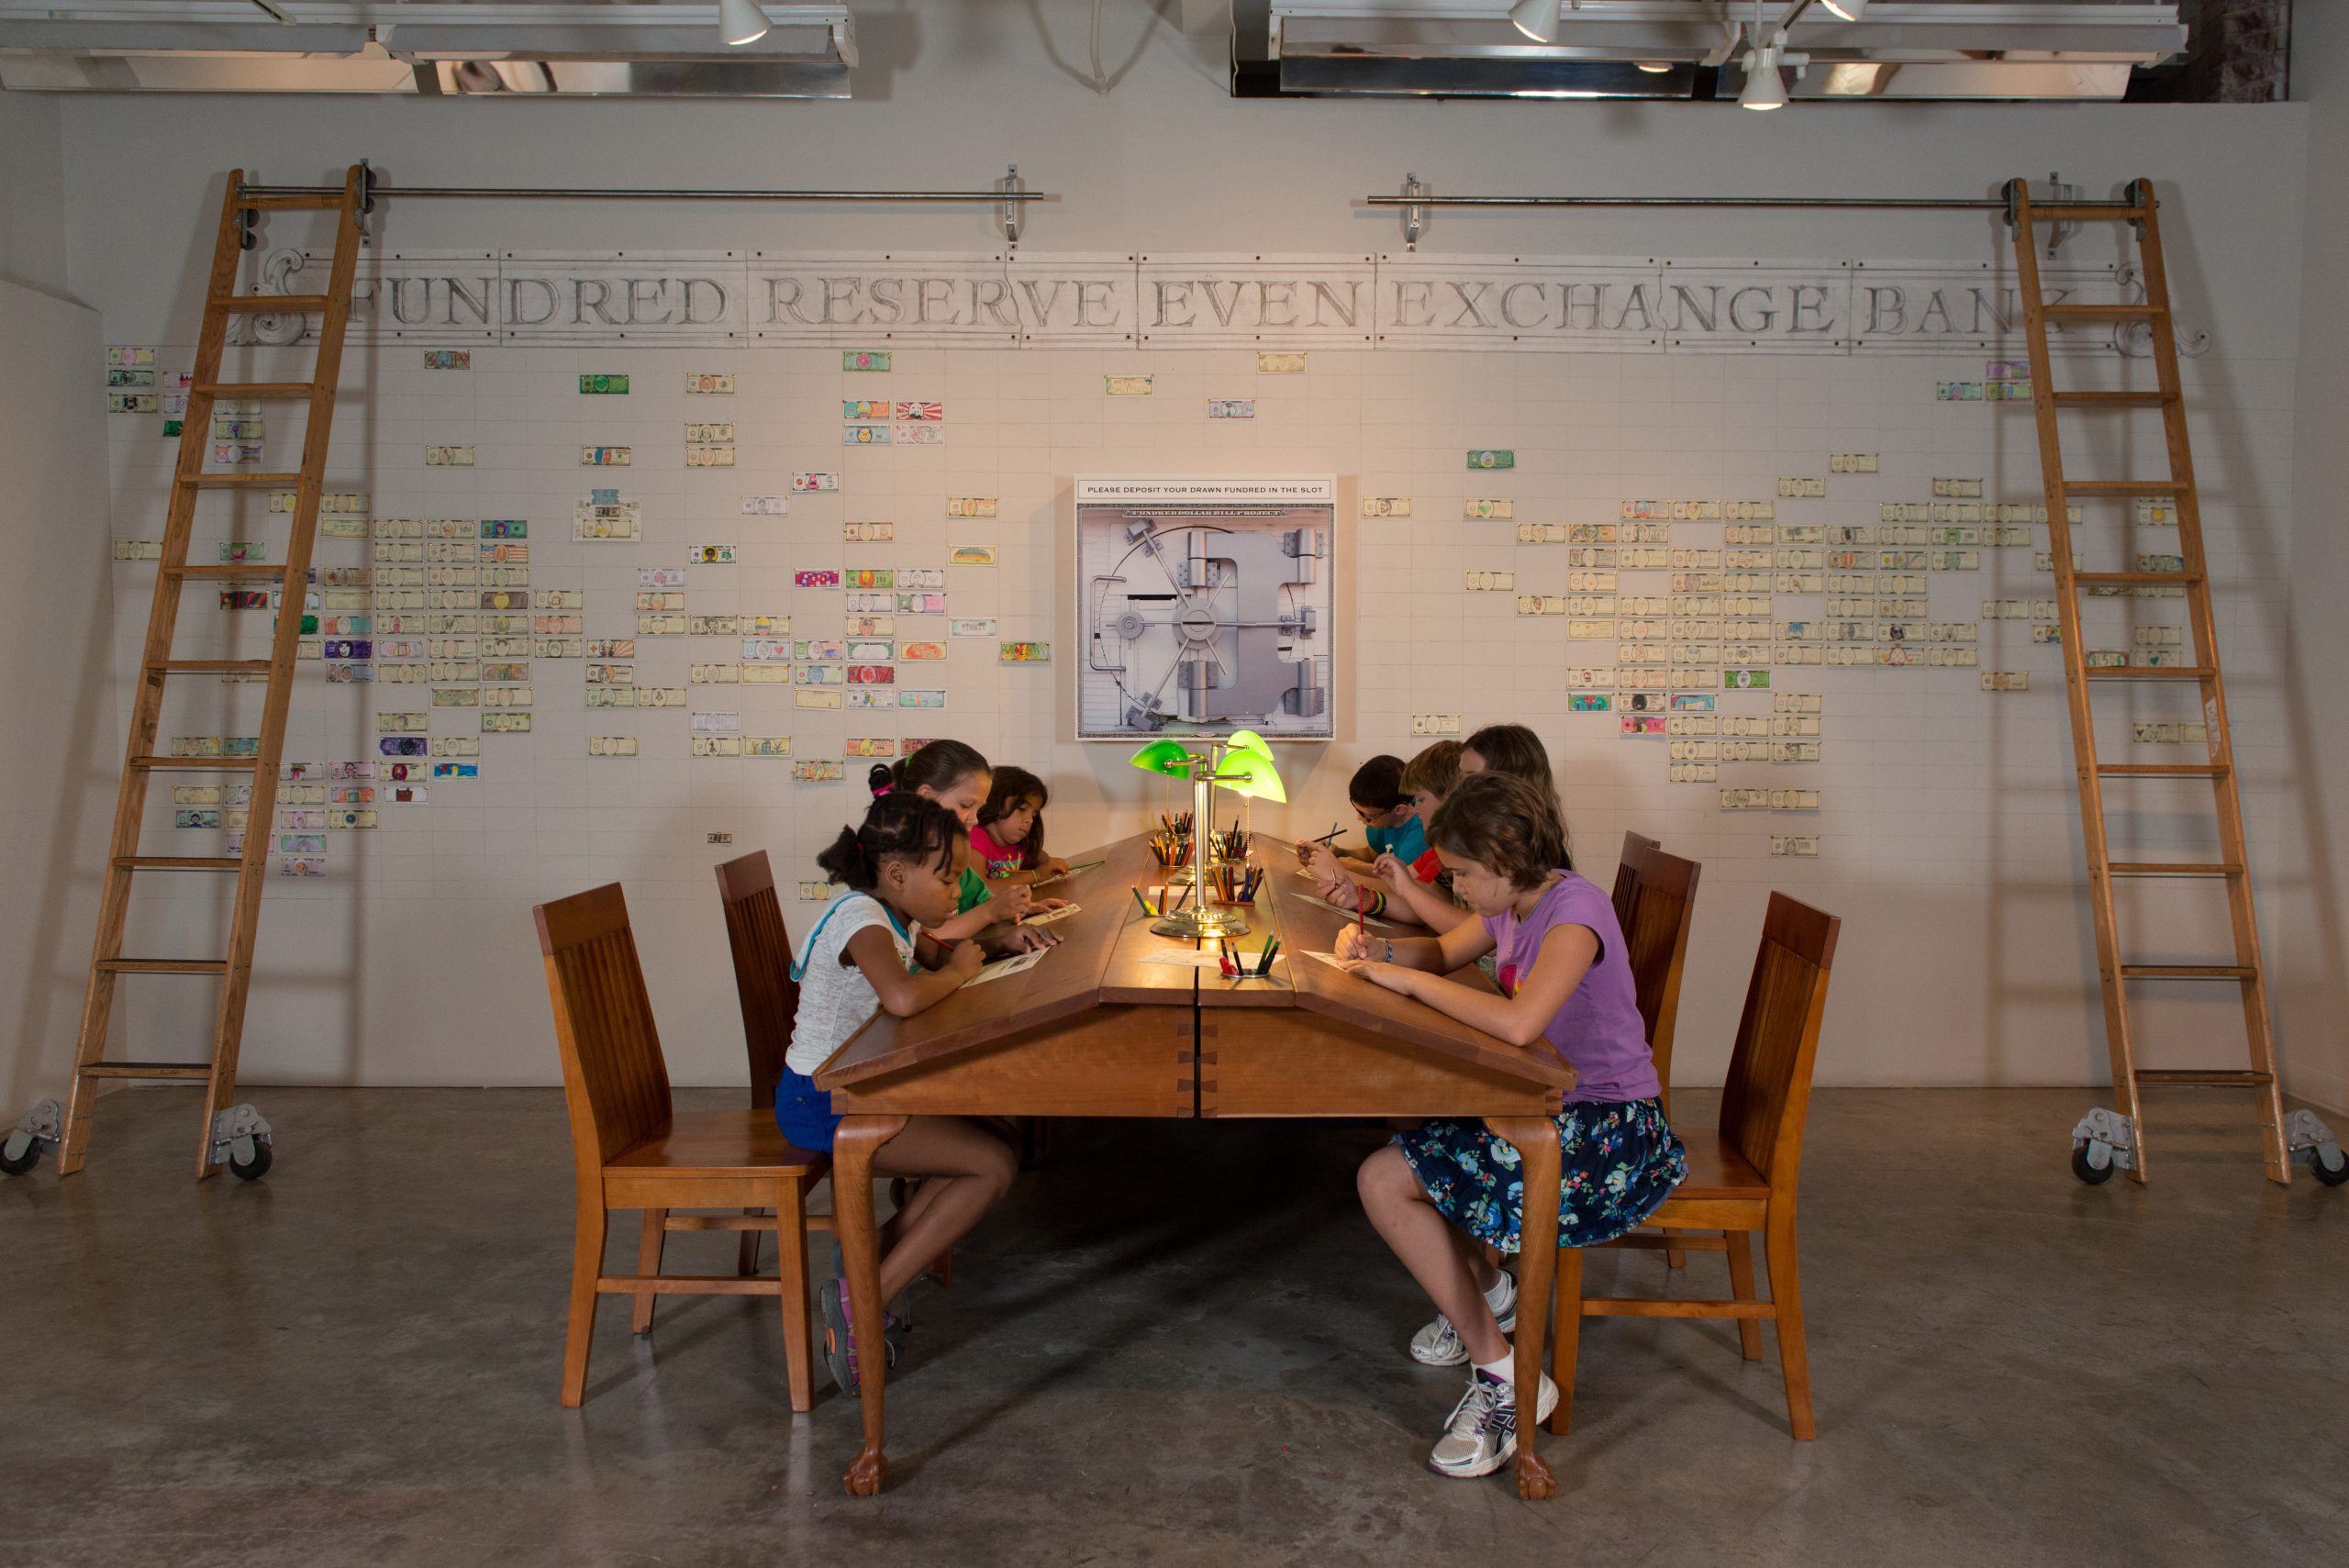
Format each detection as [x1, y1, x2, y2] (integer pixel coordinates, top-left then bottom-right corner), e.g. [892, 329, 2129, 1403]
[834, 1112, 907, 1497]
[1487, 1114, 1560, 1502]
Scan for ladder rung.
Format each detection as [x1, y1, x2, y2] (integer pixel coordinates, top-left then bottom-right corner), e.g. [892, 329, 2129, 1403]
[2084, 666, 2214, 682]
[150, 660, 274, 674]
[2120, 964, 2256, 980]
[2042, 303, 2163, 320]
[128, 756, 261, 772]
[78, 1062, 215, 1082]
[2096, 762, 2227, 778]
[193, 382, 320, 399]
[2063, 480, 2185, 496]
[184, 473, 304, 489]
[2107, 862, 2242, 878]
[95, 958, 230, 975]
[2133, 1069, 2273, 1086]
[165, 564, 294, 581]
[2028, 205, 2151, 221]
[2052, 389, 2170, 406]
[2073, 571, 2199, 585]
[113, 856, 244, 872]
[239, 193, 347, 210]
[213, 295, 331, 314]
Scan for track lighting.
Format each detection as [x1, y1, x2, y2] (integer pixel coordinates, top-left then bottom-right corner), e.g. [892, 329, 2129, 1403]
[718, 0, 771, 48]
[1740, 41, 1787, 109]
[1508, 0, 1562, 45]
[1636, 61, 1672, 73]
[1821, 0, 1869, 19]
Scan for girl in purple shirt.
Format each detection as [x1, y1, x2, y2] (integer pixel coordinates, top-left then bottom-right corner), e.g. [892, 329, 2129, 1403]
[1340, 771, 1686, 1480]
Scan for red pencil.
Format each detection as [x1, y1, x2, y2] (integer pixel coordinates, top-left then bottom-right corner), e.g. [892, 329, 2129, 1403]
[1355, 887, 1365, 955]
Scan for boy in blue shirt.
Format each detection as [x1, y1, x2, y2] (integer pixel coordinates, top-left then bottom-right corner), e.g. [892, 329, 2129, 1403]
[1340, 754, 1425, 868]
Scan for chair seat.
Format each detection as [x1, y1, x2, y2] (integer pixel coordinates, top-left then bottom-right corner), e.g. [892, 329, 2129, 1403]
[1664, 1129, 1769, 1201]
[607, 1109, 829, 1181]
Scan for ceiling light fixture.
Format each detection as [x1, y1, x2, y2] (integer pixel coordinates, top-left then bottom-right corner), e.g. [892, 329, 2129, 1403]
[1741, 39, 1787, 109]
[1821, 0, 1870, 20]
[1635, 61, 1672, 74]
[1508, 0, 1562, 45]
[718, 0, 771, 48]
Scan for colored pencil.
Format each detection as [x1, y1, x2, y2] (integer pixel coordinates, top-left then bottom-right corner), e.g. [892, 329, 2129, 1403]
[1130, 886, 1153, 919]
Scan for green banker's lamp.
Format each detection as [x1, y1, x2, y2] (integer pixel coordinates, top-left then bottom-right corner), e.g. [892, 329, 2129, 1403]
[1127, 731, 1286, 940]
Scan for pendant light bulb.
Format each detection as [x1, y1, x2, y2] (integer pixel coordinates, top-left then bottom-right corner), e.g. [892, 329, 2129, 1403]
[719, 0, 771, 48]
[1508, 0, 1563, 44]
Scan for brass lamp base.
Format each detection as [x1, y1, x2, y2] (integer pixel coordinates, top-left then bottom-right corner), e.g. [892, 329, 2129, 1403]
[1150, 907, 1252, 940]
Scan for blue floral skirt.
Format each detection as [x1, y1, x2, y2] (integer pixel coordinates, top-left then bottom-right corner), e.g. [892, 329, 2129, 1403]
[1393, 1098, 1686, 1252]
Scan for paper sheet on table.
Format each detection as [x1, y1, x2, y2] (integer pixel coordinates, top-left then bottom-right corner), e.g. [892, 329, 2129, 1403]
[1032, 860, 1106, 886]
[1293, 951, 1350, 970]
[965, 949, 1045, 987]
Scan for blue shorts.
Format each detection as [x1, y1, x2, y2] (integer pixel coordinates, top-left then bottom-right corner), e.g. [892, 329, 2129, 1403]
[776, 1068, 842, 1153]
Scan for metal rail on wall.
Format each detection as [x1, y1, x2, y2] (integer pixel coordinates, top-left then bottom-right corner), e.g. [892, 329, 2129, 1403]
[239, 163, 1049, 244]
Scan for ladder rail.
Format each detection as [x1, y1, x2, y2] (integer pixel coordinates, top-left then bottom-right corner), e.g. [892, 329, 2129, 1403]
[2009, 180, 2149, 1180]
[57, 165, 365, 1181]
[2012, 174, 2291, 1185]
[59, 171, 256, 1177]
[195, 166, 366, 1177]
[2128, 182, 2290, 1180]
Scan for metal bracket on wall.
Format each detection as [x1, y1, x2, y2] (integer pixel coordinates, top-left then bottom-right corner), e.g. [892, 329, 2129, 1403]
[2043, 170, 2080, 257]
[999, 165, 1025, 250]
[1400, 173, 1429, 251]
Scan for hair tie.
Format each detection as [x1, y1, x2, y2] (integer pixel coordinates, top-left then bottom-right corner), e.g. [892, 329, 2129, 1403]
[872, 783, 894, 797]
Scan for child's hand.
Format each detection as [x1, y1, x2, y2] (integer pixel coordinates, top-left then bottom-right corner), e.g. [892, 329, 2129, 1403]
[1041, 855, 1071, 877]
[1313, 871, 1356, 909]
[996, 883, 1035, 920]
[1335, 924, 1372, 962]
[1001, 923, 1058, 952]
[1032, 895, 1070, 911]
[945, 941, 987, 979]
[1373, 852, 1415, 894]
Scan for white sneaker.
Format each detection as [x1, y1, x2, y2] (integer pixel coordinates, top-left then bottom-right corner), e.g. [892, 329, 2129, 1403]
[1408, 1271, 1519, 1367]
[1427, 1370, 1561, 1479]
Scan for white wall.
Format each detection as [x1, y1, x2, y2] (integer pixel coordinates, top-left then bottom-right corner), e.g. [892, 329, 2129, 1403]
[0, 88, 67, 295]
[0, 279, 115, 1114]
[22, 2, 2333, 1108]
[2284, 11, 2349, 1115]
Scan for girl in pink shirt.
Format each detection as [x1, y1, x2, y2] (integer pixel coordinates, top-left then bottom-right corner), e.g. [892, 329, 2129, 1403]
[970, 766, 1070, 884]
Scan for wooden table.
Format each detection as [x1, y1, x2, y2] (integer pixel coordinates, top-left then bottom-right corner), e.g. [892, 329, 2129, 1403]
[815, 831, 1576, 1498]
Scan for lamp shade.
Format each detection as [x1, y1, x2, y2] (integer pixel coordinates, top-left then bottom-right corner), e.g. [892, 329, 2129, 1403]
[1224, 728, 1275, 765]
[1213, 749, 1286, 805]
[1128, 739, 1197, 777]
[718, 0, 771, 47]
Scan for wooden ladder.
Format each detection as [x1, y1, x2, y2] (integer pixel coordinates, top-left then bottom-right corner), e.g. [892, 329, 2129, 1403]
[56, 166, 368, 1180]
[2008, 175, 2292, 1185]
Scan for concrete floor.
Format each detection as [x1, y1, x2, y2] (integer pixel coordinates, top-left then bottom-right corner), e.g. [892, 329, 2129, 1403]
[2, 1085, 2343, 1567]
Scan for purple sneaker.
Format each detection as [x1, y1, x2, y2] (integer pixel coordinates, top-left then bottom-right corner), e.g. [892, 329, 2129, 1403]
[818, 1278, 905, 1395]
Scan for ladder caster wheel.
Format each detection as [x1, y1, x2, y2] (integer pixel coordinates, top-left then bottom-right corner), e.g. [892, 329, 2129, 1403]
[0, 1140, 39, 1177]
[2311, 1146, 2349, 1188]
[228, 1140, 273, 1182]
[2072, 1141, 2117, 1185]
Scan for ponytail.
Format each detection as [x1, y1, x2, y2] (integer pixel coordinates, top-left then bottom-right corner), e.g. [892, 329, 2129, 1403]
[888, 739, 991, 801]
[866, 763, 895, 798]
[817, 792, 961, 892]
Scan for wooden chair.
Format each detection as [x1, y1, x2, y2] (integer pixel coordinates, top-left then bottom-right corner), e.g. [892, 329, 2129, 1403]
[537, 883, 829, 1412]
[1551, 893, 1841, 1440]
[1612, 835, 1699, 1119]
[1605, 835, 1702, 1266]
[1609, 829, 1661, 932]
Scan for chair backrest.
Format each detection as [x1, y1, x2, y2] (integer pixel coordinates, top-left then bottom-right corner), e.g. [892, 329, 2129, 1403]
[1717, 892, 1842, 1192]
[1610, 830, 1662, 930]
[1619, 843, 1701, 1114]
[715, 850, 802, 1113]
[535, 883, 674, 1174]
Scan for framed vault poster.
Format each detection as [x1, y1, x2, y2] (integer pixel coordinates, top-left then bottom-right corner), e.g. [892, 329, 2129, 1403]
[1074, 476, 1336, 741]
